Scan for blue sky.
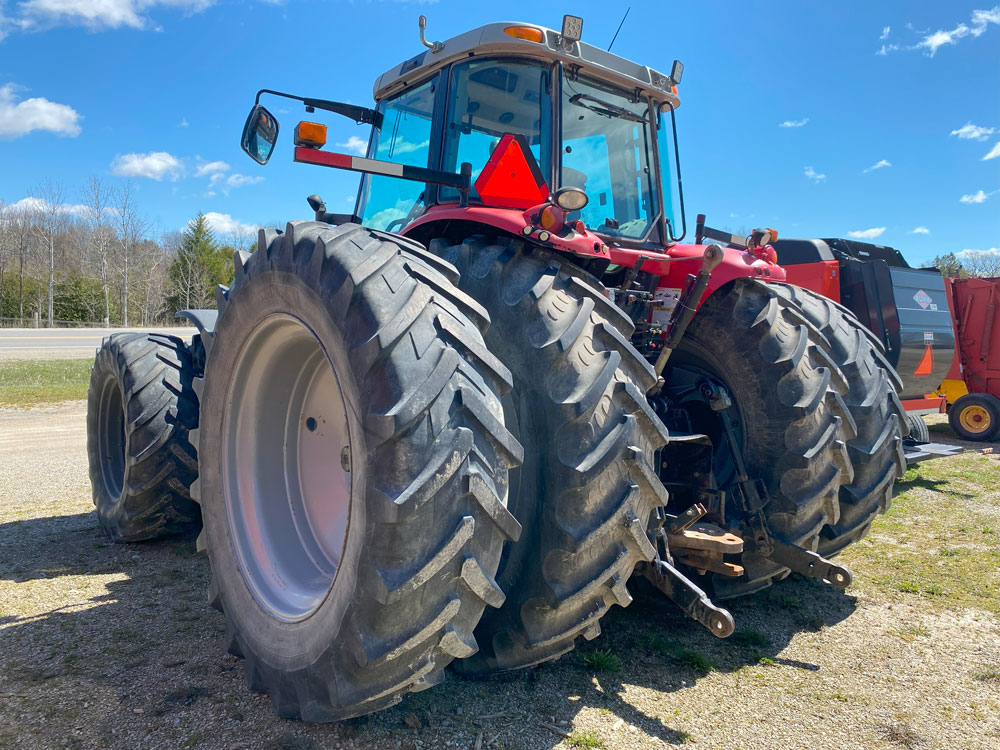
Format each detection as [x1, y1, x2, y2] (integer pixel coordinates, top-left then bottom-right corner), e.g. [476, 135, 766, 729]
[0, 0, 997, 265]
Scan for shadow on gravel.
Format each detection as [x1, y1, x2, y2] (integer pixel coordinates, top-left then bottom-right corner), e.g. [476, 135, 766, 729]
[0, 508, 858, 749]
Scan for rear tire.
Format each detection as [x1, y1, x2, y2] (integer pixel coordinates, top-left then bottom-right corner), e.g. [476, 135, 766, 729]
[949, 393, 1000, 441]
[667, 278, 854, 598]
[769, 283, 906, 557]
[192, 222, 521, 720]
[429, 236, 668, 673]
[86, 332, 200, 542]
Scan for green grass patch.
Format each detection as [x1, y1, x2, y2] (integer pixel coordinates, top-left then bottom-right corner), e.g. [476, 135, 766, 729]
[974, 665, 1000, 683]
[579, 649, 619, 672]
[0, 358, 91, 407]
[841, 456, 1000, 616]
[566, 731, 605, 749]
[675, 648, 714, 675]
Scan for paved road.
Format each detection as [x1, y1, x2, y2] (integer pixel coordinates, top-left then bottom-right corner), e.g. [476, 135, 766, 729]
[0, 327, 196, 360]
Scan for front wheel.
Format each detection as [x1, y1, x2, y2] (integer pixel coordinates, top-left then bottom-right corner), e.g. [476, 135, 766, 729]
[665, 278, 854, 598]
[193, 223, 521, 720]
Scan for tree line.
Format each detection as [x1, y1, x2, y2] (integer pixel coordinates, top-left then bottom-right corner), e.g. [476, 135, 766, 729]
[0, 178, 255, 327]
[931, 251, 1000, 279]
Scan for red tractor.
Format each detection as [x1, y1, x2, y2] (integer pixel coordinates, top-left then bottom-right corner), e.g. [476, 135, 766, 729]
[86, 16, 905, 720]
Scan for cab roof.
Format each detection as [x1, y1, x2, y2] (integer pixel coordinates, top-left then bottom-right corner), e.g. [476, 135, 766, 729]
[372, 21, 681, 109]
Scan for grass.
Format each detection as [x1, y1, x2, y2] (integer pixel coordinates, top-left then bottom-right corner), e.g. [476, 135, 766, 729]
[579, 649, 619, 672]
[840, 456, 1000, 616]
[0, 358, 91, 407]
[974, 665, 1000, 683]
[675, 649, 714, 675]
[565, 731, 605, 749]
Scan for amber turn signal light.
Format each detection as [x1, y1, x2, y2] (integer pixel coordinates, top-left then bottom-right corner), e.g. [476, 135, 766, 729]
[294, 121, 327, 149]
[504, 26, 545, 43]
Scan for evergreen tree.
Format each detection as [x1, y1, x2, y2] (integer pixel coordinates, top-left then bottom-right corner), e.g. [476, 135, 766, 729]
[931, 252, 966, 278]
[167, 213, 235, 310]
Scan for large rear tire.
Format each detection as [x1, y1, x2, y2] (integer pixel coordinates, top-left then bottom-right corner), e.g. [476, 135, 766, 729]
[769, 283, 906, 557]
[86, 332, 200, 542]
[429, 236, 668, 673]
[667, 278, 854, 598]
[192, 222, 521, 720]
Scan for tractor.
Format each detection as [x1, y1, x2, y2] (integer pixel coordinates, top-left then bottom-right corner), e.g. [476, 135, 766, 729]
[86, 16, 906, 721]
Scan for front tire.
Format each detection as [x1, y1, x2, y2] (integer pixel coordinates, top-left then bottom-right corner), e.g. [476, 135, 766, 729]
[768, 284, 906, 557]
[86, 332, 200, 542]
[667, 278, 854, 598]
[192, 222, 521, 720]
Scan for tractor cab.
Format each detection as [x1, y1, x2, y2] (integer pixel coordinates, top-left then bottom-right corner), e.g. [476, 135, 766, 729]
[242, 17, 686, 263]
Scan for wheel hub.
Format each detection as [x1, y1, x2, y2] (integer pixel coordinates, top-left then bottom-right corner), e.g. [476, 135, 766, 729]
[222, 314, 353, 622]
[959, 404, 991, 434]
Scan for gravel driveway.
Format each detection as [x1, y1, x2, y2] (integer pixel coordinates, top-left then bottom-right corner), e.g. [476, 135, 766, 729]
[1, 404, 997, 749]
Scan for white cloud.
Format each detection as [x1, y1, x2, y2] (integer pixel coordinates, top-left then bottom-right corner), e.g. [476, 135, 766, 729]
[200, 211, 258, 237]
[875, 43, 900, 55]
[912, 6, 1000, 56]
[950, 122, 996, 141]
[195, 160, 229, 177]
[982, 142, 1000, 160]
[778, 118, 809, 128]
[880, 25, 891, 39]
[178, 118, 189, 127]
[847, 227, 886, 239]
[336, 136, 368, 155]
[110, 151, 183, 180]
[914, 25, 971, 56]
[804, 166, 826, 183]
[17, 0, 216, 32]
[960, 189, 996, 204]
[225, 173, 263, 188]
[0, 83, 81, 139]
[911, 226, 930, 234]
[9, 196, 90, 217]
[863, 159, 892, 173]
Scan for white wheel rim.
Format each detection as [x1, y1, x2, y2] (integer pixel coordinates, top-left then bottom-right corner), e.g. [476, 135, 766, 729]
[222, 314, 353, 622]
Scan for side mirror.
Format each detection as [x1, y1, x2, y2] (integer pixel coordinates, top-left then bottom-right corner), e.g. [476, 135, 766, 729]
[241, 105, 279, 165]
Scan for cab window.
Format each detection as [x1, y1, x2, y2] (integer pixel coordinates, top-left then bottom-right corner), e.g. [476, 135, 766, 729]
[440, 59, 551, 201]
[359, 77, 436, 230]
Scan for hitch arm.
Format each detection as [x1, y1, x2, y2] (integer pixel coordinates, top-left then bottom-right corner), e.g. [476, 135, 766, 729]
[641, 558, 735, 638]
[767, 540, 853, 589]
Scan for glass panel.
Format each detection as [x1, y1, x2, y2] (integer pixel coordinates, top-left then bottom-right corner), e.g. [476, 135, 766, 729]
[440, 60, 551, 201]
[657, 110, 680, 240]
[359, 77, 436, 231]
[561, 77, 657, 240]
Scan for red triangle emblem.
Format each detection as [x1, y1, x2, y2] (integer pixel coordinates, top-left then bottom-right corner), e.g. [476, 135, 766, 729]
[474, 134, 549, 209]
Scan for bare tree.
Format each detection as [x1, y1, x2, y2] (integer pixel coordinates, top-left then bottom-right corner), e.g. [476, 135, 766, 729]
[83, 176, 114, 327]
[0, 202, 10, 318]
[959, 250, 1000, 278]
[8, 206, 34, 320]
[30, 182, 68, 327]
[113, 182, 149, 327]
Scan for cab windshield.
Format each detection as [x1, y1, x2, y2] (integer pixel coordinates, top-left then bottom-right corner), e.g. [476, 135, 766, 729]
[561, 76, 661, 242]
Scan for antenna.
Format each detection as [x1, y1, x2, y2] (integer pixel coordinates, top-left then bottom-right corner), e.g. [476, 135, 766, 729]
[607, 7, 630, 52]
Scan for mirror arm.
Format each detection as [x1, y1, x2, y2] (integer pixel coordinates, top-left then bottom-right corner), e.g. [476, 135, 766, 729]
[254, 89, 383, 129]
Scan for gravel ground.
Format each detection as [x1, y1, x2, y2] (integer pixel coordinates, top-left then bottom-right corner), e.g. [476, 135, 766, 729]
[1, 405, 998, 750]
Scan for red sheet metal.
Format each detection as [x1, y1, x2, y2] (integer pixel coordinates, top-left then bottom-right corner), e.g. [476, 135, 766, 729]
[946, 276, 1000, 398]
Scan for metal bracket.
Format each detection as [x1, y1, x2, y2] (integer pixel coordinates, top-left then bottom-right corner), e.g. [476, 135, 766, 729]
[767, 540, 853, 589]
[641, 558, 735, 638]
